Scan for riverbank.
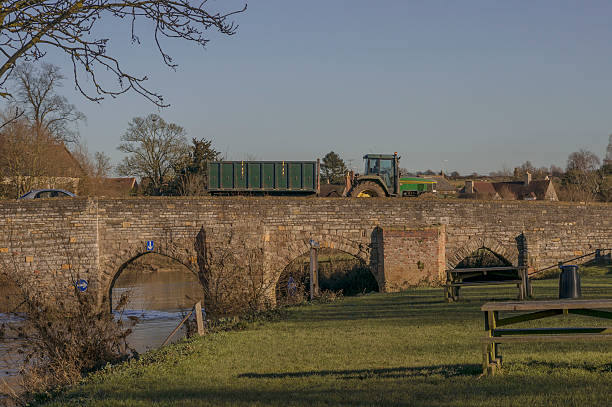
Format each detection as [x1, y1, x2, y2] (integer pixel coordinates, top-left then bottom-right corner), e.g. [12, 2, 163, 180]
[39, 272, 612, 407]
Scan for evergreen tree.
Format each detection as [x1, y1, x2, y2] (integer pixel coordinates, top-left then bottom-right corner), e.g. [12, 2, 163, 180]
[321, 151, 347, 184]
[170, 138, 220, 195]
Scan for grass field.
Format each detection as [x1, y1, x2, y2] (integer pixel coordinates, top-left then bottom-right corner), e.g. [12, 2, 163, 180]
[43, 269, 612, 407]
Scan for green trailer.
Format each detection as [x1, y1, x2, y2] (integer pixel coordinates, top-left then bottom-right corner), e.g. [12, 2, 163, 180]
[207, 160, 320, 195]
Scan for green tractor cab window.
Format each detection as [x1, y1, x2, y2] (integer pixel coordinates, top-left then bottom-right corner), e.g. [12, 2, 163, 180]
[364, 154, 395, 190]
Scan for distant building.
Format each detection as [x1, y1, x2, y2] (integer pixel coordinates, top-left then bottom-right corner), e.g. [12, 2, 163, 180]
[93, 177, 139, 197]
[459, 172, 558, 201]
[0, 138, 85, 196]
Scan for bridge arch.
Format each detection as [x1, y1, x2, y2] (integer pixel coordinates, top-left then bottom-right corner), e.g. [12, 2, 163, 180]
[275, 234, 371, 273]
[102, 239, 199, 310]
[446, 236, 519, 270]
[270, 233, 378, 295]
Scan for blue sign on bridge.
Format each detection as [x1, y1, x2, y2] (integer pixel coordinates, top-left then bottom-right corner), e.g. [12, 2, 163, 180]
[76, 279, 88, 292]
[146, 241, 154, 251]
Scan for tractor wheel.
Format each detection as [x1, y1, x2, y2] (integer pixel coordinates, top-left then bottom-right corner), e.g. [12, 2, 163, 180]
[349, 181, 386, 197]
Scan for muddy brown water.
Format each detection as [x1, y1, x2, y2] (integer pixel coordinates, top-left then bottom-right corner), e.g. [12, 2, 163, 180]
[1, 262, 204, 391]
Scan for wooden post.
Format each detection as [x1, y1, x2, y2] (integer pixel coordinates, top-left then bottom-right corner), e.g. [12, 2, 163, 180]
[525, 268, 532, 298]
[195, 301, 205, 336]
[310, 245, 319, 300]
[519, 267, 532, 299]
[483, 310, 501, 375]
[445, 270, 452, 302]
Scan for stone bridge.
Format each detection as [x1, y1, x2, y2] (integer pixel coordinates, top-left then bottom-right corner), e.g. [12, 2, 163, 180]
[0, 197, 610, 306]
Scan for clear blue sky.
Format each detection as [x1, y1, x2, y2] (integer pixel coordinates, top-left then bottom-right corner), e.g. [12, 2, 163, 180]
[34, 0, 612, 174]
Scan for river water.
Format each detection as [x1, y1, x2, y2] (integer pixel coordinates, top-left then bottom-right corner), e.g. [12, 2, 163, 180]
[0, 262, 204, 390]
[111, 267, 205, 353]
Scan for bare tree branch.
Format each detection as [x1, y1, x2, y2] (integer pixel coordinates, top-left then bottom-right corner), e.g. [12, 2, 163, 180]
[0, 0, 246, 106]
[0, 104, 23, 130]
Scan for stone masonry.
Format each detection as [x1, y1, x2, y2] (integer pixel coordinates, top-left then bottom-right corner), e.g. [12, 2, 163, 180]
[0, 197, 610, 306]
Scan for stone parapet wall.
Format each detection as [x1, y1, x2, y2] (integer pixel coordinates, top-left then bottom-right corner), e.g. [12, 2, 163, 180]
[0, 197, 609, 303]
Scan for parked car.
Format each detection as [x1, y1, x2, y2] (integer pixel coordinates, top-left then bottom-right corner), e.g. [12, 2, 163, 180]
[18, 189, 76, 199]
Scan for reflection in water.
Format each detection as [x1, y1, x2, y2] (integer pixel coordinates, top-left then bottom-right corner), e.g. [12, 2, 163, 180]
[113, 269, 203, 311]
[0, 274, 25, 387]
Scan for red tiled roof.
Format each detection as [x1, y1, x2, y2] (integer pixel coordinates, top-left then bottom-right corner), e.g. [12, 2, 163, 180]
[473, 181, 498, 196]
[492, 180, 553, 200]
[87, 177, 138, 197]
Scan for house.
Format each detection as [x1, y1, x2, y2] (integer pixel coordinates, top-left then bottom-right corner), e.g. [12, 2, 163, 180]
[94, 177, 139, 197]
[0, 135, 85, 196]
[460, 180, 500, 200]
[460, 173, 558, 201]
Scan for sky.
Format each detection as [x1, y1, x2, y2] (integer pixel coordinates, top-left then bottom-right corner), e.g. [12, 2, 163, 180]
[17, 0, 612, 175]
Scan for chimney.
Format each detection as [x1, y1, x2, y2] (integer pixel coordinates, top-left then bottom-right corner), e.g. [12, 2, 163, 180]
[465, 180, 474, 194]
[524, 172, 532, 186]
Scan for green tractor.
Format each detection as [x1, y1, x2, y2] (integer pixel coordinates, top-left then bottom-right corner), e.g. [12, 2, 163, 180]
[344, 153, 437, 197]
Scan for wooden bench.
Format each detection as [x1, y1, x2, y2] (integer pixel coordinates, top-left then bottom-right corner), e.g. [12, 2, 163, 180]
[445, 267, 530, 302]
[481, 299, 612, 375]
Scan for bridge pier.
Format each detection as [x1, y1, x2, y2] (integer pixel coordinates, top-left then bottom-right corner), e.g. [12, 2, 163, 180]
[374, 225, 446, 291]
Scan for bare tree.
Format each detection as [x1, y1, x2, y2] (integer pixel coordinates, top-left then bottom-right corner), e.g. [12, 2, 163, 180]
[561, 149, 603, 201]
[70, 140, 112, 179]
[198, 228, 280, 317]
[117, 114, 188, 195]
[566, 149, 600, 173]
[549, 165, 564, 178]
[513, 161, 535, 178]
[496, 185, 516, 200]
[93, 152, 112, 178]
[558, 182, 599, 202]
[0, 115, 54, 196]
[0, 0, 246, 107]
[9, 63, 85, 144]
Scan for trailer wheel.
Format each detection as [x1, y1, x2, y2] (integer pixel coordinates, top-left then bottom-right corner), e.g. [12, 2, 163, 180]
[349, 181, 386, 197]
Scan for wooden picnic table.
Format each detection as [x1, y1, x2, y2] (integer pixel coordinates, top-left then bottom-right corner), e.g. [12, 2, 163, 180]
[445, 266, 531, 302]
[481, 299, 612, 375]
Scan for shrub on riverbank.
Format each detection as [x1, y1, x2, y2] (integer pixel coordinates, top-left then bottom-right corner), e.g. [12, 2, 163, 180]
[0, 283, 136, 406]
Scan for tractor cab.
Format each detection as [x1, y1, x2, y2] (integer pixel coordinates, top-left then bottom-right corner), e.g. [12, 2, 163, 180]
[363, 153, 398, 192]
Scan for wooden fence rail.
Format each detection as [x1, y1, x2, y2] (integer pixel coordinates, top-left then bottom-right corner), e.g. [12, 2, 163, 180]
[161, 301, 205, 347]
[530, 248, 612, 277]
